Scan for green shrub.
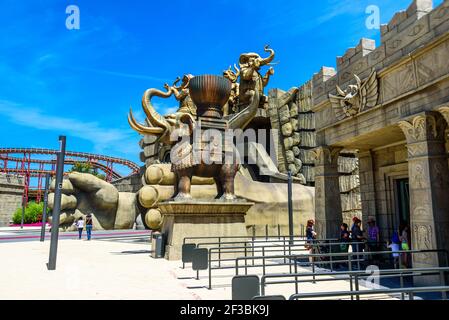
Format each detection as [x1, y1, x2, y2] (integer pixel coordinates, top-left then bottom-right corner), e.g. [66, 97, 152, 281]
[12, 202, 46, 224]
[69, 162, 105, 180]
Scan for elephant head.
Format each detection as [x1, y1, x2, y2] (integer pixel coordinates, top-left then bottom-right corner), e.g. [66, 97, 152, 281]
[238, 45, 275, 79]
[128, 85, 195, 145]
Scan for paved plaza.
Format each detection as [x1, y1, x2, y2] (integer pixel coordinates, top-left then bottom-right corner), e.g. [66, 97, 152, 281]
[0, 229, 400, 300]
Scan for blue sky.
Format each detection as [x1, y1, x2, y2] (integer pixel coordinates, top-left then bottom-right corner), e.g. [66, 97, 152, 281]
[0, 0, 443, 174]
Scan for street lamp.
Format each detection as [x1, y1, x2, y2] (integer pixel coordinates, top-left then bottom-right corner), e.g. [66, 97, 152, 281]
[47, 136, 66, 270]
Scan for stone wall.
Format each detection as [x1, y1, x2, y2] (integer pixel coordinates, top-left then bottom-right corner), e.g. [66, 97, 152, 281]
[311, 0, 449, 146]
[267, 87, 309, 184]
[0, 174, 24, 226]
[339, 154, 362, 226]
[111, 172, 143, 193]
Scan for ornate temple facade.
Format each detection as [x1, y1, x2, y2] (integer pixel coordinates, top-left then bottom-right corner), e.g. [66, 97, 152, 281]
[307, 0, 449, 270]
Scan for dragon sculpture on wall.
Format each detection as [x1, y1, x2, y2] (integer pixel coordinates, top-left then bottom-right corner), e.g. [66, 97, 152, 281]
[329, 69, 379, 121]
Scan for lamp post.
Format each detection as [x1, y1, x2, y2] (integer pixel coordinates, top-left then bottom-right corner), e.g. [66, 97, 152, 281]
[40, 173, 51, 242]
[288, 170, 293, 244]
[47, 136, 66, 270]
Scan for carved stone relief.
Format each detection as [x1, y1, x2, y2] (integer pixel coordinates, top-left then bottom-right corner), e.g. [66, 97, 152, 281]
[413, 224, 433, 263]
[410, 164, 427, 189]
[382, 62, 416, 102]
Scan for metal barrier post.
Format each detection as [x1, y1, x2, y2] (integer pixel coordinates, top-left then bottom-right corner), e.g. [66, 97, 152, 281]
[265, 225, 268, 241]
[236, 259, 239, 276]
[349, 274, 354, 300]
[252, 237, 255, 266]
[283, 237, 287, 264]
[289, 243, 292, 274]
[218, 237, 221, 268]
[400, 273, 405, 300]
[357, 246, 361, 270]
[349, 253, 353, 272]
[355, 274, 360, 300]
[261, 277, 265, 296]
[278, 224, 281, 240]
[440, 271, 447, 300]
[294, 260, 299, 294]
[262, 247, 266, 276]
[244, 243, 248, 275]
[330, 242, 333, 272]
[208, 250, 211, 288]
[312, 256, 316, 284]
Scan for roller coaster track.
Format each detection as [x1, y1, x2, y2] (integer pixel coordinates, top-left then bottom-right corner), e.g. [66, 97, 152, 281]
[0, 156, 122, 180]
[0, 148, 140, 204]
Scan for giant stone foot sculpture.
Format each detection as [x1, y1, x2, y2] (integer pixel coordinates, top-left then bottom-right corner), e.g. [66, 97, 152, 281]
[48, 172, 138, 231]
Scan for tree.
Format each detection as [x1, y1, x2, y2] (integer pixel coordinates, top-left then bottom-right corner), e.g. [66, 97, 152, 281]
[69, 162, 106, 180]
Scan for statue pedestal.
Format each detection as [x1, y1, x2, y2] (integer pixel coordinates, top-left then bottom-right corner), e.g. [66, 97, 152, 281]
[158, 201, 254, 260]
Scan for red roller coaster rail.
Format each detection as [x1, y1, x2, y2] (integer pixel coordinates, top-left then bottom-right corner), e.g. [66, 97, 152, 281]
[0, 148, 140, 205]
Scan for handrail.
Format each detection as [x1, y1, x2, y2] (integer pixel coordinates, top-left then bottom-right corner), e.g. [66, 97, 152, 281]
[289, 286, 449, 300]
[235, 249, 449, 276]
[260, 267, 449, 299]
[201, 241, 367, 289]
[183, 235, 320, 245]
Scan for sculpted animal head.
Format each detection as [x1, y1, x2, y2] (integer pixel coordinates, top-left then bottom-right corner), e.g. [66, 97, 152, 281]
[239, 45, 275, 72]
[128, 86, 195, 145]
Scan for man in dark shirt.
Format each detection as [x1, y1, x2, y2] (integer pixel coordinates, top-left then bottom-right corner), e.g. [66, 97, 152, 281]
[86, 213, 93, 241]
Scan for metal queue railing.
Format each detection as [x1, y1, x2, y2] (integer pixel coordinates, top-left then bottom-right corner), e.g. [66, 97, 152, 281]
[181, 236, 338, 269]
[234, 249, 449, 279]
[288, 285, 449, 300]
[259, 267, 449, 300]
[202, 241, 365, 289]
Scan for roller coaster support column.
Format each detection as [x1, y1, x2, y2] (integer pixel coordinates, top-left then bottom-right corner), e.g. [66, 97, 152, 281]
[47, 136, 66, 270]
[40, 173, 51, 242]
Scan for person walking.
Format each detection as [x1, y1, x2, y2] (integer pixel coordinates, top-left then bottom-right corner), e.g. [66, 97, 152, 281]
[76, 217, 84, 240]
[86, 213, 93, 241]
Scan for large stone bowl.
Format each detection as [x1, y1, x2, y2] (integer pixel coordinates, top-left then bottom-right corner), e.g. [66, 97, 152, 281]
[188, 75, 232, 119]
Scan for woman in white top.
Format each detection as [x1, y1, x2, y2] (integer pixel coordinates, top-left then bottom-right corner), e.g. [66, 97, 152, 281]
[76, 217, 84, 240]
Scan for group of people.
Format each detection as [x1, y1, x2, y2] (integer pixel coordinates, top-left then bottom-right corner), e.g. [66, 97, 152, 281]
[74, 214, 93, 240]
[305, 217, 411, 268]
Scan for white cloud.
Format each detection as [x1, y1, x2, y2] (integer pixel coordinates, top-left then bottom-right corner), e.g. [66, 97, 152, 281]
[0, 100, 139, 157]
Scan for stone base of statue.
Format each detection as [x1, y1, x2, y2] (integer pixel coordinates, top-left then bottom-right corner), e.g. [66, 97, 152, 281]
[158, 200, 254, 261]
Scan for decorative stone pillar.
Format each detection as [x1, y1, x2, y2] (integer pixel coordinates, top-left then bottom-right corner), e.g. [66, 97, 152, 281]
[398, 112, 449, 274]
[356, 151, 377, 227]
[312, 146, 343, 239]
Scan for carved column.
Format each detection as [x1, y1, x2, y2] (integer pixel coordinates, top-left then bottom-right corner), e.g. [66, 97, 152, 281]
[398, 112, 449, 274]
[312, 146, 343, 239]
[357, 151, 377, 225]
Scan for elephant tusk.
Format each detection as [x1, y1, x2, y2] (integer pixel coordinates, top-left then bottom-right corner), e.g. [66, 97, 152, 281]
[141, 88, 172, 130]
[128, 108, 165, 135]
